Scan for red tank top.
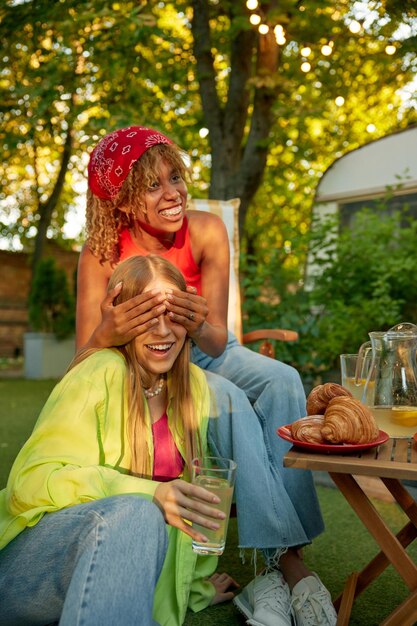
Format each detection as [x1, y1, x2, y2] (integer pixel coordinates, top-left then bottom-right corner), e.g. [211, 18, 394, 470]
[118, 217, 202, 294]
[152, 412, 184, 482]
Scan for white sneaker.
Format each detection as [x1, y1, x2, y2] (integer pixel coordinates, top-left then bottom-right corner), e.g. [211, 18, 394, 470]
[291, 573, 337, 626]
[233, 570, 293, 626]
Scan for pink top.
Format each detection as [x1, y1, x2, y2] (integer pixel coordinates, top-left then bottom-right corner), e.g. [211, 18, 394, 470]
[118, 216, 202, 295]
[152, 412, 184, 482]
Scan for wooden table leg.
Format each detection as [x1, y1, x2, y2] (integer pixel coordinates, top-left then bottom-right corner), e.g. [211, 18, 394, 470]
[380, 586, 417, 626]
[336, 571, 358, 626]
[330, 473, 417, 590]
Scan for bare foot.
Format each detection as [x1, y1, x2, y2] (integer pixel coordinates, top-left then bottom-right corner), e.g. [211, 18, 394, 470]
[209, 572, 240, 605]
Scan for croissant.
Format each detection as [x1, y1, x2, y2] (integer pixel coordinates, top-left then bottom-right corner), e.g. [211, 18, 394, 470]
[306, 382, 352, 415]
[291, 415, 325, 443]
[321, 396, 379, 444]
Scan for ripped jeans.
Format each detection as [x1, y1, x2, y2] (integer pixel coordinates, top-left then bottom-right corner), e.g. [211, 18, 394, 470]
[192, 332, 324, 560]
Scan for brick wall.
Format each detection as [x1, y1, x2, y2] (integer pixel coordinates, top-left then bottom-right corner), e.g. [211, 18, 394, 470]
[0, 244, 79, 358]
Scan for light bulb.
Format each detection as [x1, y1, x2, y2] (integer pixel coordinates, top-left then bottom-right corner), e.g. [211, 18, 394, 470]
[301, 46, 311, 57]
[258, 23, 269, 34]
[335, 96, 345, 106]
[321, 43, 333, 56]
[246, 0, 258, 9]
[385, 44, 396, 55]
[199, 127, 209, 138]
[249, 13, 261, 25]
[301, 61, 311, 73]
[349, 20, 361, 34]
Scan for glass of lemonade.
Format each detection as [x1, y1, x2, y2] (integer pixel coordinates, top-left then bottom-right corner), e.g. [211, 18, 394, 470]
[340, 353, 372, 402]
[191, 456, 237, 555]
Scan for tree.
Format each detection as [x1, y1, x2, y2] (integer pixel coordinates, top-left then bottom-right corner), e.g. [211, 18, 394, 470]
[189, 0, 417, 235]
[1, 0, 416, 285]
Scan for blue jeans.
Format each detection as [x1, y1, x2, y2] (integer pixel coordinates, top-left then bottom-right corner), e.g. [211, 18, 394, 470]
[0, 496, 168, 626]
[192, 333, 324, 553]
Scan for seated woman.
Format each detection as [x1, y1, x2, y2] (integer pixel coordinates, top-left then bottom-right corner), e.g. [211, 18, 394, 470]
[0, 255, 238, 626]
[76, 126, 337, 626]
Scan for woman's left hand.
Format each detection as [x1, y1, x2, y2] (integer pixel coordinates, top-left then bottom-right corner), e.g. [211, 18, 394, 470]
[165, 286, 208, 338]
[209, 572, 240, 605]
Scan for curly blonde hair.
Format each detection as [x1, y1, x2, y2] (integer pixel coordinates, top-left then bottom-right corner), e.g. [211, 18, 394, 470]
[86, 143, 190, 266]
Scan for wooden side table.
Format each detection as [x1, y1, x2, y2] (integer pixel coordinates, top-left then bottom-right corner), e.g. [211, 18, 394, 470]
[283, 437, 417, 626]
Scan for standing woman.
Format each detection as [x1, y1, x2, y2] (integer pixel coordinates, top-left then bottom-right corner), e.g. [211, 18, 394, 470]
[0, 255, 237, 626]
[76, 127, 337, 626]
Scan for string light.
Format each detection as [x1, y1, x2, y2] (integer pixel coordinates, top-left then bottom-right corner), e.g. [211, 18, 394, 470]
[244, 8, 395, 73]
[321, 42, 333, 56]
[348, 20, 361, 34]
[335, 96, 345, 106]
[249, 13, 261, 25]
[274, 25, 286, 45]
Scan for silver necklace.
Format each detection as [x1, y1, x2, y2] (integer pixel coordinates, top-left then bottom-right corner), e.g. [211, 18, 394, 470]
[143, 376, 165, 399]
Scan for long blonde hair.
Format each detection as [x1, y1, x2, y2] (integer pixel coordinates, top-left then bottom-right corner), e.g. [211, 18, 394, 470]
[72, 255, 202, 477]
[86, 144, 190, 266]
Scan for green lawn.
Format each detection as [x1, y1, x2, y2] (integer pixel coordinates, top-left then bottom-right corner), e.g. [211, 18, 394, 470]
[1, 376, 416, 625]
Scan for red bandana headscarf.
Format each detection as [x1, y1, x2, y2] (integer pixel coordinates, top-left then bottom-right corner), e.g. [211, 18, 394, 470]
[88, 126, 173, 200]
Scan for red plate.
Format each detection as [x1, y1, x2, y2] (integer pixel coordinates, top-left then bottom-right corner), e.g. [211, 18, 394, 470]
[277, 425, 389, 454]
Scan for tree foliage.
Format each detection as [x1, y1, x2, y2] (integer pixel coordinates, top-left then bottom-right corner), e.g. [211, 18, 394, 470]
[1, 0, 417, 307]
[244, 202, 417, 381]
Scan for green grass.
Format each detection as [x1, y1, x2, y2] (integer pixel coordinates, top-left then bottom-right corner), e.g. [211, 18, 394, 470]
[1, 376, 416, 625]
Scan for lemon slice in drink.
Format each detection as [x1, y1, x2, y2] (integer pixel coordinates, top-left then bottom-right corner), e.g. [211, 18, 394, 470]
[391, 407, 417, 426]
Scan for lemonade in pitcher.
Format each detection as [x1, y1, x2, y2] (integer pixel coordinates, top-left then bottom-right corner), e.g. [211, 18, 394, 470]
[370, 406, 417, 438]
[356, 323, 417, 439]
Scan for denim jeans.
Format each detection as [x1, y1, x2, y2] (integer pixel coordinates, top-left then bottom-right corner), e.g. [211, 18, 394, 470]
[0, 496, 168, 626]
[192, 332, 324, 553]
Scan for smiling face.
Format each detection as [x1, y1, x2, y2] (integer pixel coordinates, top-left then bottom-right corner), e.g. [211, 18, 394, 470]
[138, 159, 187, 232]
[134, 276, 187, 383]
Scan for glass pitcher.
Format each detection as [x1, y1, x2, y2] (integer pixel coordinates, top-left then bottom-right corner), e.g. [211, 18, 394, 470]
[357, 322, 417, 437]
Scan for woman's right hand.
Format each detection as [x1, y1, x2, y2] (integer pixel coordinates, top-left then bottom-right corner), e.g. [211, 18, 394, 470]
[153, 479, 225, 542]
[89, 283, 167, 348]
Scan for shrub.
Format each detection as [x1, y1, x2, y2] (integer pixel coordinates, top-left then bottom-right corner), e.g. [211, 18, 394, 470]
[28, 257, 75, 339]
[242, 203, 417, 381]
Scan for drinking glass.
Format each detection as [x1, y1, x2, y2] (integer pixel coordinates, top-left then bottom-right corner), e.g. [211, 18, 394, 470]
[340, 352, 372, 402]
[191, 456, 237, 555]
